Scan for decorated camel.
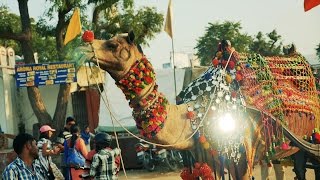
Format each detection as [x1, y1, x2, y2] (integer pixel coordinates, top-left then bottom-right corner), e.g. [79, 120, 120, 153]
[76, 31, 320, 179]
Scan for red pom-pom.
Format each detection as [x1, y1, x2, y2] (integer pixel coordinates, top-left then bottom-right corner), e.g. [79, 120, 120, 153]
[198, 135, 207, 144]
[199, 163, 212, 177]
[231, 91, 237, 98]
[180, 168, 192, 180]
[281, 142, 290, 150]
[235, 73, 243, 81]
[187, 111, 195, 119]
[82, 30, 95, 42]
[221, 60, 228, 68]
[212, 58, 219, 67]
[228, 61, 235, 69]
[314, 132, 320, 144]
[192, 168, 200, 177]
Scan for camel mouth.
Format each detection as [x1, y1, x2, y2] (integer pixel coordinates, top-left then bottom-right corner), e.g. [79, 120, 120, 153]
[91, 57, 108, 67]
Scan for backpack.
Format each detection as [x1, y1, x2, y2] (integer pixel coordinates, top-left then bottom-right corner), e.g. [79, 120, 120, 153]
[64, 140, 85, 167]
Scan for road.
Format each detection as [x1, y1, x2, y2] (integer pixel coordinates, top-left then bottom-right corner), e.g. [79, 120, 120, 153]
[118, 165, 315, 179]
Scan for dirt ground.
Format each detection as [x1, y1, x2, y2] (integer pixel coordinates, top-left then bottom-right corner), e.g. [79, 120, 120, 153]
[118, 165, 316, 180]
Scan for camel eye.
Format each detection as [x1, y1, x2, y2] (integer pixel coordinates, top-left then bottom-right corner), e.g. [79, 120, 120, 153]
[106, 41, 118, 51]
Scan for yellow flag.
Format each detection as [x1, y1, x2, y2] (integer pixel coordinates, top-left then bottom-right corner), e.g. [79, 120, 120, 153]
[164, 0, 173, 38]
[64, 8, 82, 45]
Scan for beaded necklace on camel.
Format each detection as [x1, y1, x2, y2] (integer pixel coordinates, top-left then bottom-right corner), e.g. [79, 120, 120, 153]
[115, 57, 168, 139]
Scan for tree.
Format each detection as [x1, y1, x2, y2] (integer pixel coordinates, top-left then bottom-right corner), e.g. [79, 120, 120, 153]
[0, 0, 56, 129]
[89, 0, 163, 45]
[316, 43, 320, 60]
[195, 21, 252, 66]
[0, 0, 164, 132]
[250, 29, 283, 56]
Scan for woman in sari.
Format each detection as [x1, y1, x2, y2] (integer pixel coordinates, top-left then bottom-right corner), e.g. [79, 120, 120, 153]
[67, 125, 90, 180]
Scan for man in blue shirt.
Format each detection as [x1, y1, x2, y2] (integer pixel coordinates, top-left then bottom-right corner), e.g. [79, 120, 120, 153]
[2, 133, 45, 180]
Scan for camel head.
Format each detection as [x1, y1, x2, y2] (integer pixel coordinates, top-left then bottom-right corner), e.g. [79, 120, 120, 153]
[89, 31, 143, 80]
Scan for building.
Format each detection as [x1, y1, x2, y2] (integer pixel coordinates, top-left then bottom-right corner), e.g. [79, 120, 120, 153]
[163, 52, 200, 69]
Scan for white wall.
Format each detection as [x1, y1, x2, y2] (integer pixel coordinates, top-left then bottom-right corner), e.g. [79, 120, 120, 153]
[16, 85, 74, 134]
[0, 46, 17, 135]
[0, 76, 6, 133]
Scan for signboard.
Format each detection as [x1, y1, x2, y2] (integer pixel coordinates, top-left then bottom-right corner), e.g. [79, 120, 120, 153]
[15, 62, 77, 87]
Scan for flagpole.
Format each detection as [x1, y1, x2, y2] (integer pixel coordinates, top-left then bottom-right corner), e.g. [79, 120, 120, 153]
[171, 37, 177, 100]
[164, 0, 177, 102]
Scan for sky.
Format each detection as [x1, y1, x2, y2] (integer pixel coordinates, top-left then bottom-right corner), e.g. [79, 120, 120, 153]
[3, 0, 320, 68]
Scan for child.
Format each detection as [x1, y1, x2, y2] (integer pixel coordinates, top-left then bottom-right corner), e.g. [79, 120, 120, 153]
[89, 132, 121, 180]
[35, 125, 64, 180]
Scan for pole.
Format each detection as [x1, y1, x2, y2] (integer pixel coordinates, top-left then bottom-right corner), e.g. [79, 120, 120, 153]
[171, 38, 177, 100]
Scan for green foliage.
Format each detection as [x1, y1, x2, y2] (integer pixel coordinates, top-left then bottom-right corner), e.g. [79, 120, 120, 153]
[119, 7, 164, 45]
[0, 6, 21, 33]
[250, 29, 283, 56]
[88, 0, 134, 10]
[195, 21, 252, 66]
[33, 35, 57, 63]
[90, 0, 163, 46]
[0, 5, 57, 63]
[36, 0, 162, 62]
[0, 5, 21, 54]
[45, 0, 85, 19]
[316, 43, 320, 60]
[1, 0, 163, 63]
[195, 21, 286, 66]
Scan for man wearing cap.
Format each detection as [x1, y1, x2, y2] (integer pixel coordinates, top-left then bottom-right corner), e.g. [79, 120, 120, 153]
[2, 133, 46, 180]
[83, 132, 121, 180]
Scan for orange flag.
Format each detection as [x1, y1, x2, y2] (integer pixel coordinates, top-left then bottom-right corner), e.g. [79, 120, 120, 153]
[64, 8, 82, 45]
[164, 0, 173, 38]
[304, 0, 320, 11]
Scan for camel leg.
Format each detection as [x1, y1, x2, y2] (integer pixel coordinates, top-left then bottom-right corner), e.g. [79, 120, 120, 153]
[227, 157, 251, 180]
[260, 161, 272, 180]
[293, 150, 307, 180]
[310, 157, 320, 180]
[273, 162, 286, 180]
[314, 167, 320, 180]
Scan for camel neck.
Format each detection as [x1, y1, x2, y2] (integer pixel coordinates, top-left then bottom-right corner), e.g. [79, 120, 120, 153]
[116, 57, 160, 109]
[115, 57, 169, 138]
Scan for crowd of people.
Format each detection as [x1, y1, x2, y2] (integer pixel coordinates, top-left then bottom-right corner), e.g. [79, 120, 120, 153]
[1, 117, 121, 180]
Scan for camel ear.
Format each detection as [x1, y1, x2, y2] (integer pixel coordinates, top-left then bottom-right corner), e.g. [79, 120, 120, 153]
[137, 44, 144, 54]
[127, 31, 135, 44]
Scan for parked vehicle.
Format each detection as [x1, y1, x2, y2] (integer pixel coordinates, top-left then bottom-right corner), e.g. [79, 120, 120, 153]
[135, 142, 181, 171]
[167, 149, 184, 168]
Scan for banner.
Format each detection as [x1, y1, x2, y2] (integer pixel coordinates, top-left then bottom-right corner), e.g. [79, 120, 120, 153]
[15, 62, 77, 87]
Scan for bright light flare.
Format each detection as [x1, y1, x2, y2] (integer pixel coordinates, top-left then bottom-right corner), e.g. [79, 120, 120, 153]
[218, 113, 235, 133]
